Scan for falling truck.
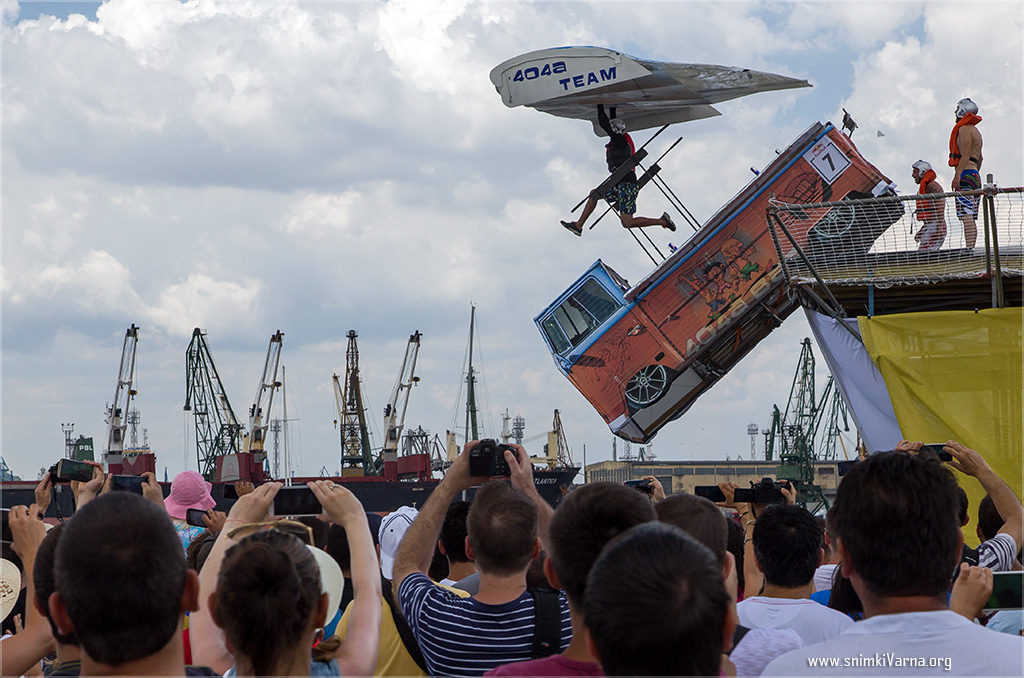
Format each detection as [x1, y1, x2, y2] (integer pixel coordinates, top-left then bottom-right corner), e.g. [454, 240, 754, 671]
[534, 121, 902, 442]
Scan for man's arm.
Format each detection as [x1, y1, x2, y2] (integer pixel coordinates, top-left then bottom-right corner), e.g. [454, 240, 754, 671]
[946, 441, 1023, 551]
[392, 442, 478, 601]
[596, 104, 612, 136]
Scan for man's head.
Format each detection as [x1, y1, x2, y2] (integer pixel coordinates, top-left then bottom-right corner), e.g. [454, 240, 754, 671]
[751, 504, 822, 588]
[956, 97, 979, 120]
[584, 522, 731, 676]
[977, 494, 1003, 542]
[439, 500, 472, 565]
[547, 482, 656, 608]
[656, 494, 728, 567]
[51, 492, 197, 667]
[912, 159, 932, 183]
[609, 118, 626, 135]
[832, 451, 961, 599]
[467, 481, 538, 576]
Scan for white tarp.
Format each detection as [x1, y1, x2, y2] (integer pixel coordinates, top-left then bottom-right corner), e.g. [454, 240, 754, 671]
[805, 309, 902, 453]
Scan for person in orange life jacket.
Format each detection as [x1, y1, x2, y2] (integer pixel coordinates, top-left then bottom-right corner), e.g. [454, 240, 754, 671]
[561, 104, 676, 236]
[911, 160, 946, 251]
[949, 97, 983, 248]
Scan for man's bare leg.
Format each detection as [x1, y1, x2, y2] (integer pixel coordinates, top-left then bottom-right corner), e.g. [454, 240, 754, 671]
[961, 216, 977, 248]
[621, 213, 675, 231]
[562, 196, 598, 235]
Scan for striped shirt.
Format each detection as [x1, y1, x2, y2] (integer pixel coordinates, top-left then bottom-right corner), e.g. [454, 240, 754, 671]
[977, 533, 1019, 572]
[399, 573, 572, 677]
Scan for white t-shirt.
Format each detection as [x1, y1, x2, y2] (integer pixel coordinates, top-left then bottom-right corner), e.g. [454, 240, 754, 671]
[731, 626, 804, 678]
[737, 596, 854, 645]
[813, 563, 839, 592]
[762, 609, 1024, 676]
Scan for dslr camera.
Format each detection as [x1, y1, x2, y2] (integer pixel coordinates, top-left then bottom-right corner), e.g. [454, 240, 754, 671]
[468, 439, 515, 477]
[750, 477, 790, 505]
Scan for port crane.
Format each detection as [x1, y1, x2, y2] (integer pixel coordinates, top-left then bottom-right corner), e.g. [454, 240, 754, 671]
[103, 324, 139, 470]
[184, 328, 245, 478]
[383, 331, 422, 478]
[246, 330, 284, 477]
[335, 330, 375, 475]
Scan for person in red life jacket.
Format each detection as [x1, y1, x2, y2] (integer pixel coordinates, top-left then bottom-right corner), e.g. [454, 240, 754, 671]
[911, 160, 946, 251]
[948, 97, 983, 248]
[561, 104, 676, 236]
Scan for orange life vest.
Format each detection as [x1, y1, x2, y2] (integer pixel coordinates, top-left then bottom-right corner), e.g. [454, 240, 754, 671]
[916, 169, 941, 222]
[948, 113, 981, 167]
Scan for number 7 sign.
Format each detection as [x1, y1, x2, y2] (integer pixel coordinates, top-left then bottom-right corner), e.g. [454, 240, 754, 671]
[803, 137, 852, 184]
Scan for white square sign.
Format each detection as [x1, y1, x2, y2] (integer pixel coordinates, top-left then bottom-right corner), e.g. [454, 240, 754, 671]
[803, 137, 852, 184]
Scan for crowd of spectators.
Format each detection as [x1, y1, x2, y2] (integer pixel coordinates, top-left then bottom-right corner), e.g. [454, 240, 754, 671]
[1, 438, 1021, 677]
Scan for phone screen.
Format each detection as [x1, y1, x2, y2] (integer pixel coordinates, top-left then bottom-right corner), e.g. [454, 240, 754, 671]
[109, 475, 145, 494]
[694, 486, 726, 502]
[185, 508, 208, 528]
[985, 572, 1024, 610]
[271, 486, 322, 517]
[1, 509, 11, 544]
[918, 444, 953, 462]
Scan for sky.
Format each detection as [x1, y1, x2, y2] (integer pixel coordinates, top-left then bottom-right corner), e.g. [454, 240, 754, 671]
[2, 1, 1021, 481]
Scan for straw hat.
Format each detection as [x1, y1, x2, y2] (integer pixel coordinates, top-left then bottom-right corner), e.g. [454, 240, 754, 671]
[0, 558, 21, 624]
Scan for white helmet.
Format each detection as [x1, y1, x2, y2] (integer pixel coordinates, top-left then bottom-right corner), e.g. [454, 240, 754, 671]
[912, 159, 932, 178]
[955, 98, 978, 120]
[609, 118, 626, 135]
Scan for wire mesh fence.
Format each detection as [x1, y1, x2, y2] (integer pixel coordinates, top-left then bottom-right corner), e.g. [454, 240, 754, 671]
[767, 183, 1024, 288]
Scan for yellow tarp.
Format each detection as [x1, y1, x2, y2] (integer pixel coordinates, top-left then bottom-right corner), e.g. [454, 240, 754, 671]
[858, 308, 1022, 547]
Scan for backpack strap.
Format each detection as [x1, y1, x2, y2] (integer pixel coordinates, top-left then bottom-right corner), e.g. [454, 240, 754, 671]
[382, 577, 430, 673]
[529, 588, 563, 659]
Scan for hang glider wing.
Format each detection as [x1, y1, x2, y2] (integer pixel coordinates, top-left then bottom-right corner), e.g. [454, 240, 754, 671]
[489, 46, 811, 135]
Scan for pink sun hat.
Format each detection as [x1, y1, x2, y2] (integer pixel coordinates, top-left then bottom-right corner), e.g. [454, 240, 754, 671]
[164, 470, 216, 520]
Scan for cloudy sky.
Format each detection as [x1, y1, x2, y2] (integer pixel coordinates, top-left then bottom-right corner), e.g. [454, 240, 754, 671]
[2, 0, 1021, 481]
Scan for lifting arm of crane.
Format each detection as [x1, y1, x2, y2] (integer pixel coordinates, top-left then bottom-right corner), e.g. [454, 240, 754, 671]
[247, 331, 284, 454]
[105, 324, 140, 460]
[383, 331, 422, 458]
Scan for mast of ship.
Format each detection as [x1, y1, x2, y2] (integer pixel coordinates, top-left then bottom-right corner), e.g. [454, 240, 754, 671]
[464, 305, 480, 443]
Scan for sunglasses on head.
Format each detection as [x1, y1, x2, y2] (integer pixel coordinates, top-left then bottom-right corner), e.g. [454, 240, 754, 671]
[226, 520, 314, 545]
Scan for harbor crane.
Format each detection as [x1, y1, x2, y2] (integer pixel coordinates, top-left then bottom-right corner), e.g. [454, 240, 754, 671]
[246, 331, 284, 477]
[184, 328, 245, 479]
[103, 324, 139, 470]
[335, 330, 375, 475]
[383, 331, 422, 474]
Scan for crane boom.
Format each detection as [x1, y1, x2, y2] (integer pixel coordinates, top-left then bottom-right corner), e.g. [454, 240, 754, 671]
[383, 331, 422, 467]
[338, 331, 375, 475]
[104, 324, 139, 469]
[184, 328, 244, 478]
[247, 331, 284, 474]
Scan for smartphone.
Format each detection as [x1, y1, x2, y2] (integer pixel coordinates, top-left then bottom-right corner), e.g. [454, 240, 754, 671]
[109, 475, 146, 494]
[54, 459, 95, 483]
[270, 486, 322, 517]
[624, 479, 653, 495]
[185, 508, 209, 528]
[693, 486, 756, 503]
[1, 509, 11, 544]
[919, 444, 953, 462]
[985, 571, 1024, 611]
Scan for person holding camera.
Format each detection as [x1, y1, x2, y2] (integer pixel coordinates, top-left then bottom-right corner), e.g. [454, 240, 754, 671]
[393, 441, 571, 676]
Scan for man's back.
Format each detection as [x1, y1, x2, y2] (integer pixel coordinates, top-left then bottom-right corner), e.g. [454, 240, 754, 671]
[762, 609, 1022, 676]
[399, 573, 571, 677]
[737, 595, 853, 645]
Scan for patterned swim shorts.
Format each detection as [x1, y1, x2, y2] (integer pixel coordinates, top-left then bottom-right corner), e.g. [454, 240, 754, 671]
[605, 181, 639, 215]
[956, 170, 981, 218]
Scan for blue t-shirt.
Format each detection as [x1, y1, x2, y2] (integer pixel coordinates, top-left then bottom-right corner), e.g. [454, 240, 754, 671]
[399, 573, 571, 677]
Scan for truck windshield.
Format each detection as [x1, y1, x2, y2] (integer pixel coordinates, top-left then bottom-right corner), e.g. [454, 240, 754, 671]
[541, 278, 622, 355]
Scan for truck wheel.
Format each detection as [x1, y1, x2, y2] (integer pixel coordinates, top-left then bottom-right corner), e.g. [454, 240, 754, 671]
[624, 364, 669, 407]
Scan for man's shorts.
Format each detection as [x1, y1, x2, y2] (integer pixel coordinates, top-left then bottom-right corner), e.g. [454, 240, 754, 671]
[956, 169, 981, 219]
[916, 220, 947, 251]
[605, 181, 639, 215]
